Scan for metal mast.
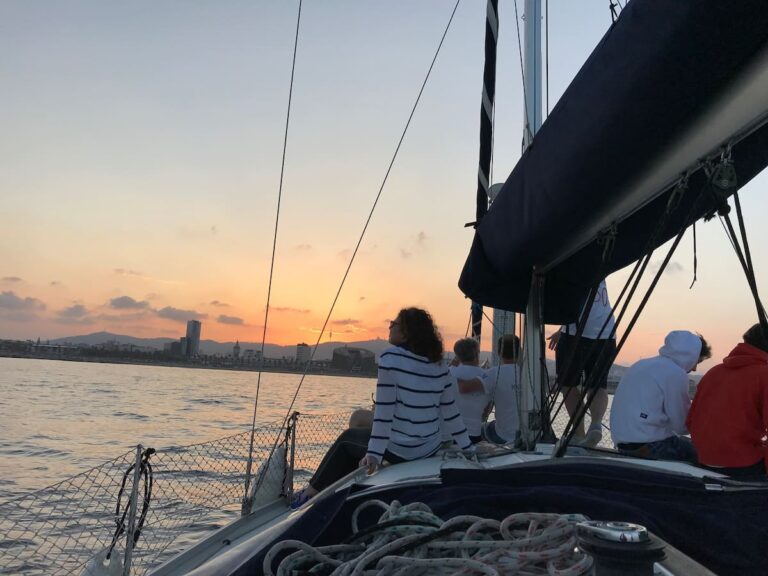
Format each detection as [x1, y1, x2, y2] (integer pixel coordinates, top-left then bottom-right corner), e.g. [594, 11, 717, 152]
[470, 0, 500, 342]
[519, 0, 545, 448]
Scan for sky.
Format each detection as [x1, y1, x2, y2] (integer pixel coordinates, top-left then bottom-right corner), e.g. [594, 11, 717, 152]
[1, 1, 767, 371]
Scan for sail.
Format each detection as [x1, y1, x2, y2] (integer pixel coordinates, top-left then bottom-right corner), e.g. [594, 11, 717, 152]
[459, 0, 768, 325]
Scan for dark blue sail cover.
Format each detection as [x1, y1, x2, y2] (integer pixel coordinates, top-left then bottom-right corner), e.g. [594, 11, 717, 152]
[459, 0, 768, 324]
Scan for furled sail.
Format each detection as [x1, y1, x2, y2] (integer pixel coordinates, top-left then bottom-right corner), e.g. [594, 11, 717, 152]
[459, 0, 768, 325]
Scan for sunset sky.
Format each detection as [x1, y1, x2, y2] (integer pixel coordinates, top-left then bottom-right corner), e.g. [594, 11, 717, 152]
[1, 1, 767, 371]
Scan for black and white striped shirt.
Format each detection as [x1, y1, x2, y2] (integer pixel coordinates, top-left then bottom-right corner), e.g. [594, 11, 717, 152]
[367, 345, 472, 462]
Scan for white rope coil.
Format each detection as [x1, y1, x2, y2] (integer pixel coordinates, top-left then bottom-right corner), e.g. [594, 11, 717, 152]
[263, 500, 593, 575]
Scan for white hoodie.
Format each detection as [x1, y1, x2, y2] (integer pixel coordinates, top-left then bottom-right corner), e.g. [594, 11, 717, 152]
[610, 331, 702, 444]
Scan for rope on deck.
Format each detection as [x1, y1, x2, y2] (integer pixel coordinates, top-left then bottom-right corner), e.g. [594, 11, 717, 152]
[264, 500, 593, 575]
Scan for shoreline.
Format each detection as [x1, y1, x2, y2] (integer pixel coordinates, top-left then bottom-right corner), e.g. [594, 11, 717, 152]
[0, 352, 377, 380]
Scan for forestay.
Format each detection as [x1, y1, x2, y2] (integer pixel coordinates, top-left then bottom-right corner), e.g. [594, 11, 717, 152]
[459, 0, 768, 324]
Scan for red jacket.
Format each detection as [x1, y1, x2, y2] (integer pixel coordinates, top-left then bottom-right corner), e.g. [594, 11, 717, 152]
[687, 343, 768, 470]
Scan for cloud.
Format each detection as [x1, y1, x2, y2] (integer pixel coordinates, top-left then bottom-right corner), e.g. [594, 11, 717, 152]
[55, 304, 95, 325]
[1, 311, 40, 322]
[272, 306, 310, 314]
[156, 306, 207, 323]
[114, 268, 144, 277]
[210, 300, 230, 308]
[97, 311, 152, 323]
[1, 276, 23, 283]
[332, 318, 360, 326]
[218, 314, 244, 325]
[110, 295, 150, 310]
[0, 291, 46, 311]
[295, 244, 312, 251]
[57, 304, 88, 318]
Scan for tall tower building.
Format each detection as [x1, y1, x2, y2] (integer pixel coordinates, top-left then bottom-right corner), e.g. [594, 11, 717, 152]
[186, 320, 202, 357]
[233, 340, 241, 359]
[296, 343, 310, 364]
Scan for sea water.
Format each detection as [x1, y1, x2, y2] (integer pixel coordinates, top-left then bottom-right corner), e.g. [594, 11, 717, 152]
[0, 357, 376, 502]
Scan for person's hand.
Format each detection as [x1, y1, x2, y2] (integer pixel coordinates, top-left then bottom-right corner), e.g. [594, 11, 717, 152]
[359, 454, 380, 475]
[547, 331, 561, 351]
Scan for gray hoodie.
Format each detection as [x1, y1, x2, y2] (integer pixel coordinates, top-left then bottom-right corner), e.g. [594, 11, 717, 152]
[610, 331, 702, 444]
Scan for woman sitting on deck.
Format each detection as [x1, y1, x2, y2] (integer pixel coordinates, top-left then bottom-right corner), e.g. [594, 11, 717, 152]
[292, 307, 473, 507]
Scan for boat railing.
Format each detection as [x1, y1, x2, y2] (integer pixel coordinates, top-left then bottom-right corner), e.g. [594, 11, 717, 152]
[0, 407, 605, 575]
[0, 411, 348, 576]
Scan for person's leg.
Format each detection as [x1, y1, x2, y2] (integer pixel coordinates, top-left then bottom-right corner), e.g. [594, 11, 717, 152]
[556, 334, 586, 439]
[562, 387, 586, 439]
[580, 337, 614, 447]
[307, 427, 371, 493]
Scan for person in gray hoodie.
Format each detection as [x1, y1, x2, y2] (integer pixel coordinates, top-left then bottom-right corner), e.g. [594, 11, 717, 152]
[610, 330, 711, 463]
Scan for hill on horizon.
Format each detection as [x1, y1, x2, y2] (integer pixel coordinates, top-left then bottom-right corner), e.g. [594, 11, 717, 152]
[49, 331, 393, 361]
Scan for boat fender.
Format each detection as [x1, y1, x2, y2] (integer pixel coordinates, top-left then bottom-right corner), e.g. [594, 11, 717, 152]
[249, 445, 288, 511]
[80, 549, 123, 576]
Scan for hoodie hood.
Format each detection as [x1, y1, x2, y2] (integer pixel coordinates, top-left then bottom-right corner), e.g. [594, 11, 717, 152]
[723, 342, 768, 369]
[658, 330, 702, 372]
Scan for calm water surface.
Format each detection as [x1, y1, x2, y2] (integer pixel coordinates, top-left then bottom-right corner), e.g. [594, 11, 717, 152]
[0, 357, 376, 502]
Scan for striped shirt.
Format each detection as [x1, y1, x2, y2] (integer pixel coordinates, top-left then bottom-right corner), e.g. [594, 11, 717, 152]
[367, 345, 472, 462]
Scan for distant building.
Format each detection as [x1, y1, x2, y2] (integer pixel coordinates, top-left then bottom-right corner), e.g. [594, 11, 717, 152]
[331, 346, 375, 372]
[296, 343, 310, 364]
[186, 320, 202, 357]
[233, 340, 241, 359]
[243, 349, 262, 362]
[179, 337, 188, 357]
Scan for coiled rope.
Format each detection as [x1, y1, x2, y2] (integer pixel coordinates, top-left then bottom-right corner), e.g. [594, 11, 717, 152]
[264, 500, 592, 575]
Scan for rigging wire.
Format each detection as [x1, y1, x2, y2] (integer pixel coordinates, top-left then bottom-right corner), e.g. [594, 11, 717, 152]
[242, 0, 303, 506]
[250, 0, 464, 498]
[513, 0, 533, 145]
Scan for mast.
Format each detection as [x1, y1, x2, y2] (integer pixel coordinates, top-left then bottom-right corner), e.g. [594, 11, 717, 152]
[519, 0, 545, 448]
[470, 0, 500, 342]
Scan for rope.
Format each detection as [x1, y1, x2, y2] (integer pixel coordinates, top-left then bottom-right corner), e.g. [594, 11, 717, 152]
[243, 0, 304, 507]
[263, 500, 593, 576]
[106, 447, 155, 560]
[250, 0, 464, 501]
[513, 0, 533, 146]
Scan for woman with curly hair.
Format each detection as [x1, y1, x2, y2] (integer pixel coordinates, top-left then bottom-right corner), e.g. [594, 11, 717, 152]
[292, 307, 472, 507]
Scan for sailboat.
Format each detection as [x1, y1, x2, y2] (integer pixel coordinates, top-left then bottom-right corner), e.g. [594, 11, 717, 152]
[3, 1, 768, 575]
[146, 1, 768, 575]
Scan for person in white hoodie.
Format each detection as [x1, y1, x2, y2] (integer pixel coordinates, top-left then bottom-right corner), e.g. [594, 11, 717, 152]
[610, 330, 712, 463]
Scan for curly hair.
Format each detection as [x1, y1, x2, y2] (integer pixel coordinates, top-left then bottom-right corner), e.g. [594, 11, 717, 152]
[396, 307, 444, 363]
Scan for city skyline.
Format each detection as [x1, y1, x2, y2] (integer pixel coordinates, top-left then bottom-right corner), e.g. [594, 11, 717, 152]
[1, 1, 767, 371]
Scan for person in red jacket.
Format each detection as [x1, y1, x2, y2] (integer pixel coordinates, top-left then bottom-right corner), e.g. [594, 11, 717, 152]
[687, 323, 768, 479]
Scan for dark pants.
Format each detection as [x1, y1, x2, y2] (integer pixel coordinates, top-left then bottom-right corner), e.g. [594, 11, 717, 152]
[617, 436, 698, 465]
[556, 334, 616, 389]
[309, 427, 405, 491]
